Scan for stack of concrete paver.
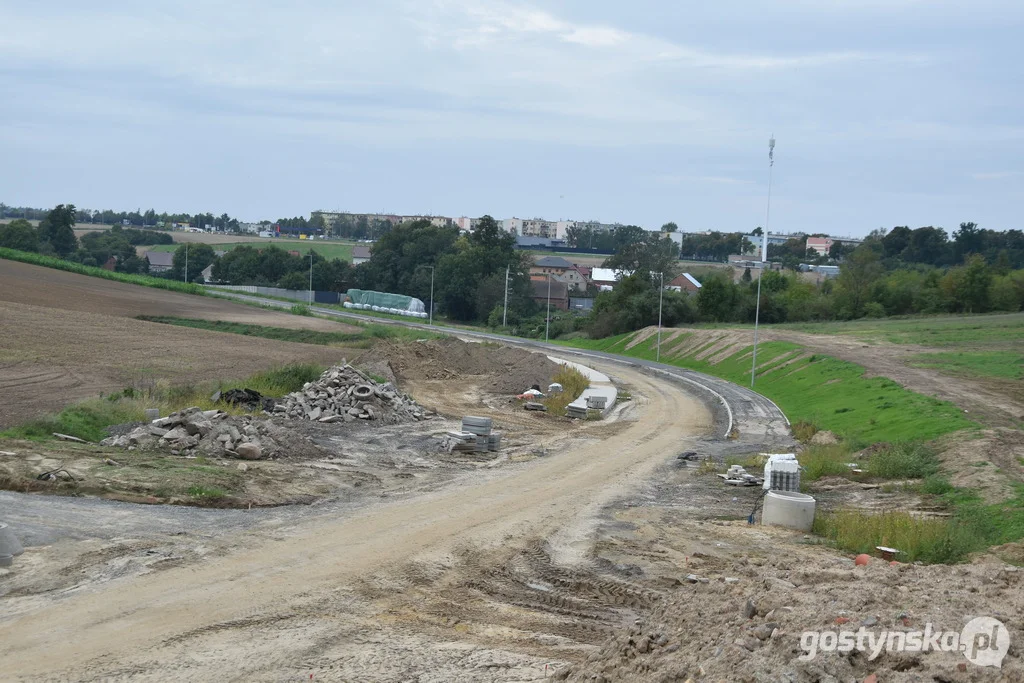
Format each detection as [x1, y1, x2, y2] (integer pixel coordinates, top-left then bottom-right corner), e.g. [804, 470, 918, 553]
[444, 416, 501, 453]
[275, 364, 427, 425]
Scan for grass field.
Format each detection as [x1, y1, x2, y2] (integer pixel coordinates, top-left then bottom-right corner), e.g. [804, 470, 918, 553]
[147, 240, 356, 261]
[137, 316, 441, 348]
[778, 312, 1024, 347]
[910, 350, 1024, 380]
[560, 333, 976, 445]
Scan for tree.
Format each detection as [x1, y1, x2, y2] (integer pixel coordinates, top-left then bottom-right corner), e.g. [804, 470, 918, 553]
[0, 219, 39, 252]
[835, 246, 883, 318]
[661, 222, 679, 233]
[952, 221, 983, 263]
[752, 227, 764, 236]
[38, 204, 78, 257]
[171, 243, 217, 282]
[696, 272, 737, 322]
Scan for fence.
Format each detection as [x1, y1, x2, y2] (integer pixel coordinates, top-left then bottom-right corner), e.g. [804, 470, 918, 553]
[205, 284, 342, 304]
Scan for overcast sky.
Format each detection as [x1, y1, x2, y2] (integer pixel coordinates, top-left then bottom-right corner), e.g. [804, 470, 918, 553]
[1, 1, 1022, 236]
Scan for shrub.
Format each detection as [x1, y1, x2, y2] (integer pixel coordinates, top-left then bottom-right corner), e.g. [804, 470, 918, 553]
[290, 303, 311, 316]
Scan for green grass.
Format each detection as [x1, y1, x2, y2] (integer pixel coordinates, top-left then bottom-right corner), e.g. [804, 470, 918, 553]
[777, 313, 1024, 347]
[800, 445, 856, 481]
[290, 303, 312, 316]
[812, 509, 977, 564]
[814, 485, 1024, 564]
[868, 442, 940, 479]
[0, 248, 206, 296]
[0, 362, 327, 443]
[561, 333, 975, 445]
[147, 240, 356, 262]
[910, 351, 1024, 381]
[137, 316, 438, 348]
[0, 399, 148, 443]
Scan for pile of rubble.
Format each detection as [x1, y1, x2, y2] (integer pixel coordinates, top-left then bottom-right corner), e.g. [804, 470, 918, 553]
[102, 407, 279, 460]
[273, 364, 428, 425]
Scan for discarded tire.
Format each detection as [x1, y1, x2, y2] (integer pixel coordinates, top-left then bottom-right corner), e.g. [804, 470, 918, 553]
[352, 384, 374, 399]
[0, 523, 24, 559]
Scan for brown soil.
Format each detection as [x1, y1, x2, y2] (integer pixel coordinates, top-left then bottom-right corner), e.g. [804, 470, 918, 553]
[0, 300, 351, 428]
[377, 337, 563, 395]
[0, 259, 360, 332]
[932, 428, 1024, 503]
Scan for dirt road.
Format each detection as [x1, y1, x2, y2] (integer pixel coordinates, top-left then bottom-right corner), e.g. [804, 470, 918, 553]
[0, 363, 712, 680]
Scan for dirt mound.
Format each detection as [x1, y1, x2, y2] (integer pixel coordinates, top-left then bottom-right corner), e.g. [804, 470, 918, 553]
[378, 338, 561, 395]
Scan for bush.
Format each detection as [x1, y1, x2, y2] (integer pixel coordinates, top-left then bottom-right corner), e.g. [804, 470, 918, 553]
[290, 303, 311, 316]
[868, 442, 939, 479]
[246, 363, 325, 395]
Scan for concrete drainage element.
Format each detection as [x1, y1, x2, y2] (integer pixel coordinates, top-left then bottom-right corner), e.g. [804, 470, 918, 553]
[0, 523, 24, 563]
[352, 384, 374, 400]
[761, 490, 816, 532]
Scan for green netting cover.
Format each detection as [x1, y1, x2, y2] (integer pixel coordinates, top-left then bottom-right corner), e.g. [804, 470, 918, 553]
[346, 289, 426, 313]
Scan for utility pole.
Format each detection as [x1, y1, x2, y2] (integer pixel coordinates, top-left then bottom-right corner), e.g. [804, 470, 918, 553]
[502, 264, 510, 327]
[308, 251, 313, 305]
[428, 265, 435, 326]
[656, 271, 664, 362]
[752, 135, 776, 389]
[545, 274, 552, 342]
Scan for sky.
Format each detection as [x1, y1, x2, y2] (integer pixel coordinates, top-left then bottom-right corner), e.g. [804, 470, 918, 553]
[1, 1, 1022, 237]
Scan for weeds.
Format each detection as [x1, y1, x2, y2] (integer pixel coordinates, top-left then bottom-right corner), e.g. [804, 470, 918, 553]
[540, 365, 590, 417]
[868, 442, 939, 479]
[1, 399, 147, 442]
[813, 509, 976, 564]
[791, 421, 818, 442]
[290, 303, 312, 316]
[800, 444, 855, 481]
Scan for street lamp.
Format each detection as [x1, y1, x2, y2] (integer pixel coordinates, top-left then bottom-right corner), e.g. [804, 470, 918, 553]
[308, 252, 313, 305]
[545, 274, 552, 342]
[502, 264, 510, 327]
[425, 265, 435, 325]
[752, 135, 776, 389]
[183, 243, 188, 284]
[656, 271, 664, 362]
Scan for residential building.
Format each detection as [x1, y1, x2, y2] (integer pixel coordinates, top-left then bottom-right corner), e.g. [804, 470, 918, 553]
[145, 251, 174, 273]
[665, 273, 702, 293]
[352, 245, 372, 265]
[589, 267, 623, 289]
[529, 277, 569, 311]
[521, 218, 558, 239]
[529, 256, 586, 291]
[503, 217, 523, 234]
[806, 237, 833, 256]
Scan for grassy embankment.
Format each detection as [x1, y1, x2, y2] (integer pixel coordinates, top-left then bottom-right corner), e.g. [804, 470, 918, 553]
[0, 247, 205, 296]
[561, 322, 1024, 564]
[561, 332, 974, 445]
[147, 240, 356, 261]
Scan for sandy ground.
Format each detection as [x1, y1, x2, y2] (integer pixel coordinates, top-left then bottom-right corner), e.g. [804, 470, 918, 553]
[0, 259, 359, 332]
[0, 362, 716, 680]
[0, 300, 353, 428]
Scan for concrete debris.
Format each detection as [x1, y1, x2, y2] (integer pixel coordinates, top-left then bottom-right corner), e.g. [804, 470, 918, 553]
[523, 402, 548, 412]
[101, 407, 279, 460]
[277, 365, 427, 425]
[53, 432, 89, 444]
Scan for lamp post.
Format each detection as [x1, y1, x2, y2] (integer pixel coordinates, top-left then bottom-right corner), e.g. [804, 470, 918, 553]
[427, 265, 435, 326]
[656, 271, 664, 362]
[502, 264, 510, 327]
[308, 252, 313, 305]
[752, 135, 776, 389]
[545, 274, 552, 342]
[183, 243, 188, 284]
